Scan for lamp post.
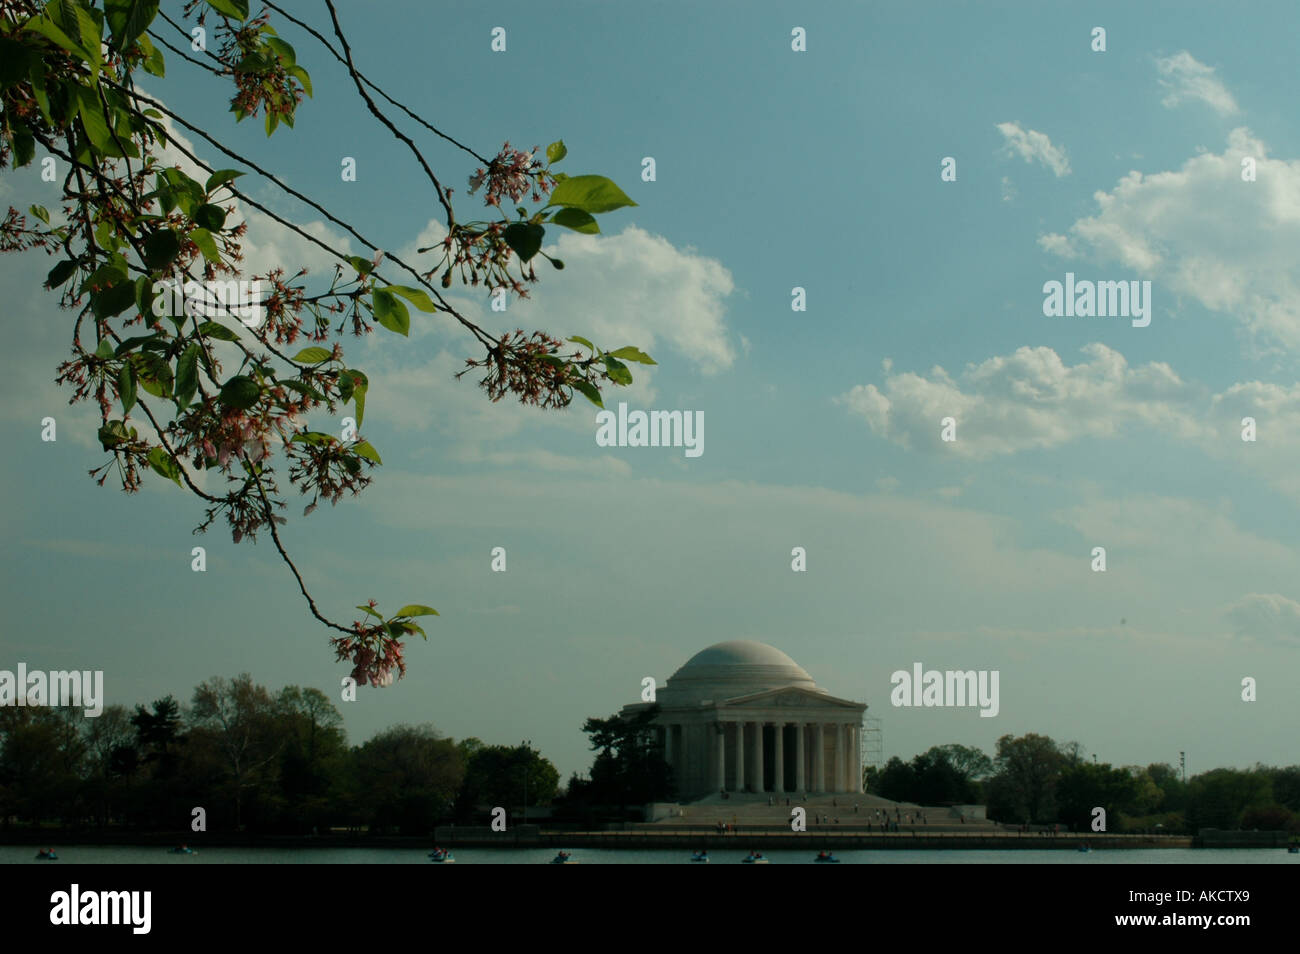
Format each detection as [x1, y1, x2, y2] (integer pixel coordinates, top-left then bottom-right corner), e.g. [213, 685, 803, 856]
[1179, 751, 1185, 784]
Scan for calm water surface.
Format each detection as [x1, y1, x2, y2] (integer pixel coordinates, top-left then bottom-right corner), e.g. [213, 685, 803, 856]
[4, 846, 1295, 864]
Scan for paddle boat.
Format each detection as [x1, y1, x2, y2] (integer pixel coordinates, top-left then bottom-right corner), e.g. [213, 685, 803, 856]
[690, 851, 709, 863]
[169, 845, 196, 855]
[813, 850, 839, 863]
[35, 848, 58, 861]
[742, 851, 769, 864]
[1077, 844, 1092, 853]
[429, 848, 455, 863]
[550, 850, 578, 864]
[1288, 845, 1298, 854]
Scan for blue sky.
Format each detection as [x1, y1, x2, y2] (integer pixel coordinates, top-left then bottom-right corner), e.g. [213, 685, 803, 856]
[3, 0, 1299, 780]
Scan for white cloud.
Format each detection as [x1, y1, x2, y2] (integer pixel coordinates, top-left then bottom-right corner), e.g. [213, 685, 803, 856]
[1040, 128, 1300, 353]
[400, 220, 736, 376]
[1223, 593, 1300, 645]
[996, 122, 1071, 177]
[1156, 51, 1239, 116]
[836, 343, 1207, 458]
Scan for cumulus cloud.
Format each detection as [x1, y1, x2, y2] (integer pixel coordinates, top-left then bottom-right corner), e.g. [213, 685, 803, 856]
[1156, 51, 1239, 116]
[836, 344, 1207, 458]
[996, 122, 1071, 177]
[1223, 593, 1300, 645]
[401, 220, 736, 375]
[1038, 128, 1300, 353]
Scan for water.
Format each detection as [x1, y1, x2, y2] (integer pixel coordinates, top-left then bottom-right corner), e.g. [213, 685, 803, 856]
[4, 846, 1294, 864]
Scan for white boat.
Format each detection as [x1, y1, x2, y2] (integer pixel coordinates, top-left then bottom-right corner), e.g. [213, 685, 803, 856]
[742, 852, 769, 864]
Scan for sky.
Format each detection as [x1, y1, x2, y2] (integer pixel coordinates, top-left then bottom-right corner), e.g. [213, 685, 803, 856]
[2, 0, 1299, 782]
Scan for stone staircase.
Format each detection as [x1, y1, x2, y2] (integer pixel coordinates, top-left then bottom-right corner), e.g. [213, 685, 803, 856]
[646, 792, 996, 829]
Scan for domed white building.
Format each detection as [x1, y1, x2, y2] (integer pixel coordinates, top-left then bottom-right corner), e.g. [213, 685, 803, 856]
[622, 641, 867, 800]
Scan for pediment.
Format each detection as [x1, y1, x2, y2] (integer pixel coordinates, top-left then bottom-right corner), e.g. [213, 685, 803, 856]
[721, 686, 864, 710]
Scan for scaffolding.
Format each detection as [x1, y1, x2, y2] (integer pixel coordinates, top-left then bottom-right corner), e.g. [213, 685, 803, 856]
[861, 714, 883, 771]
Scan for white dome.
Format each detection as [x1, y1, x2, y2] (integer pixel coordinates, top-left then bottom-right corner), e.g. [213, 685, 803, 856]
[661, 641, 819, 704]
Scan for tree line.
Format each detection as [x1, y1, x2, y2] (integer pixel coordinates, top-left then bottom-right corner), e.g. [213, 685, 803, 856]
[866, 734, 1300, 833]
[5, 683, 1295, 835]
[0, 674, 562, 834]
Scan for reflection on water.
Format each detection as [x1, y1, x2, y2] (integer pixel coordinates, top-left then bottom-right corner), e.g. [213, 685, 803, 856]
[2, 845, 1294, 864]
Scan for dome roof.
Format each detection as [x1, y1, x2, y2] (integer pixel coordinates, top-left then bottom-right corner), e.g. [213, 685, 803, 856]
[661, 640, 820, 704]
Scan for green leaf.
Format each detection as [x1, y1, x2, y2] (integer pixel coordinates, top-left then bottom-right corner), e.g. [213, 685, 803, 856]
[292, 346, 332, 364]
[393, 604, 439, 618]
[346, 255, 373, 277]
[196, 320, 239, 341]
[73, 86, 124, 158]
[545, 175, 638, 214]
[568, 335, 595, 352]
[205, 0, 249, 21]
[353, 440, 382, 465]
[118, 362, 136, 414]
[133, 353, 172, 398]
[602, 355, 633, 385]
[571, 379, 603, 408]
[383, 285, 437, 313]
[98, 420, 129, 449]
[24, 13, 90, 64]
[94, 339, 115, 360]
[140, 34, 165, 76]
[291, 431, 335, 446]
[47, 259, 78, 288]
[69, 4, 103, 79]
[104, 0, 160, 51]
[263, 35, 296, 65]
[11, 130, 35, 168]
[92, 279, 138, 319]
[502, 223, 545, 263]
[204, 169, 244, 193]
[218, 375, 259, 410]
[550, 207, 599, 234]
[608, 346, 657, 365]
[337, 370, 369, 426]
[371, 288, 409, 336]
[355, 604, 383, 620]
[189, 227, 220, 264]
[281, 379, 325, 402]
[143, 229, 182, 270]
[146, 446, 183, 487]
[287, 64, 312, 97]
[194, 203, 226, 231]
[546, 140, 567, 164]
[29, 205, 49, 224]
[174, 343, 199, 410]
[0, 38, 35, 86]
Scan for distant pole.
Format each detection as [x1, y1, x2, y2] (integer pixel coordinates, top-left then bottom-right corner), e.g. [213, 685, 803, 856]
[522, 739, 531, 827]
[1179, 751, 1185, 783]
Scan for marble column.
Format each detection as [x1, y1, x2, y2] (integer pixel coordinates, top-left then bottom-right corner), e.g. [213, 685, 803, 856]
[815, 723, 825, 793]
[833, 724, 844, 793]
[754, 720, 765, 792]
[840, 724, 850, 792]
[716, 723, 726, 791]
[773, 721, 785, 793]
[735, 722, 746, 792]
[794, 722, 806, 793]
